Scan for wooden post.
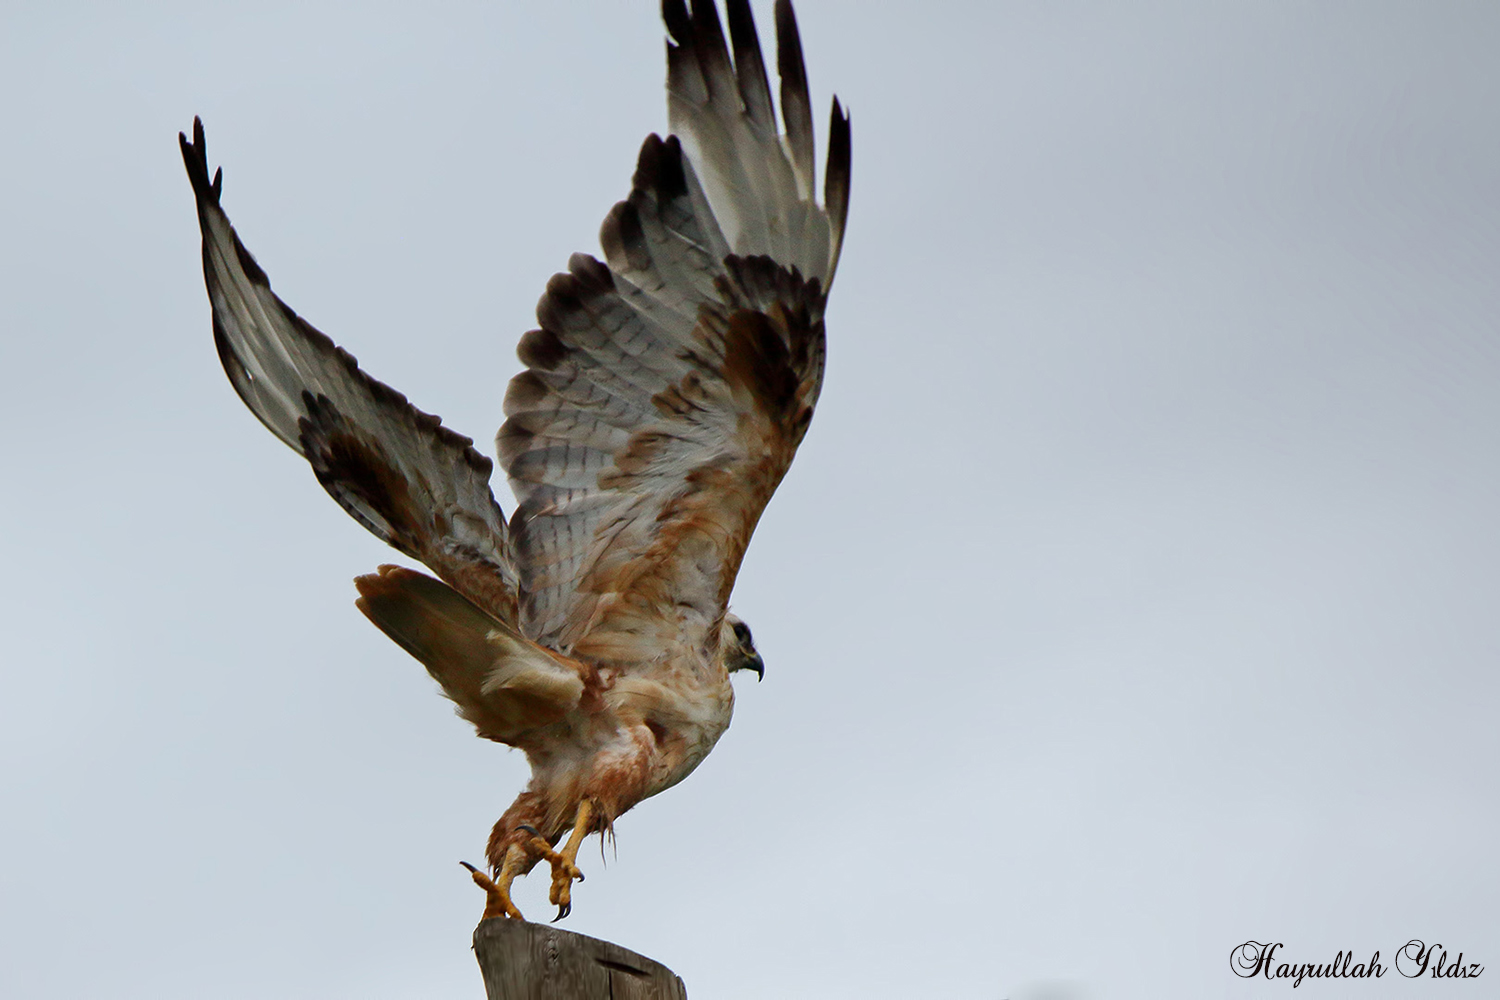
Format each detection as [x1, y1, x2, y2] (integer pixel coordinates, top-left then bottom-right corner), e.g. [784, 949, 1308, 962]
[473, 917, 688, 999]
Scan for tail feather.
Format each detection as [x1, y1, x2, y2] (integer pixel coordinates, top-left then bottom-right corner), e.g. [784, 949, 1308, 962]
[354, 565, 584, 742]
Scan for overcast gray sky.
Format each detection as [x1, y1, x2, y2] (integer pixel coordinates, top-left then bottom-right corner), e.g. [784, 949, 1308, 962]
[3, 2, 1498, 998]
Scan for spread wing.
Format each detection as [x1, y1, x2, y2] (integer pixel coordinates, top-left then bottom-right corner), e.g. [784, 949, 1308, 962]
[179, 121, 520, 624]
[499, 0, 850, 661]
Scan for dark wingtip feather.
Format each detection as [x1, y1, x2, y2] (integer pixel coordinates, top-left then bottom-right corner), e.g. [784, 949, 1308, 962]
[179, 115, 222, 205]
[662, 0, 691, 44]
[824, 95, 852, 283]
[631, 132, 688, 203]
[726, 0, 776, 134]
[825, 96, 851, 233]
[774, 1, 809, 107]
[686, 0, 733, 99]
[179, 118, 271, 286]
[774, 0, 815, 197]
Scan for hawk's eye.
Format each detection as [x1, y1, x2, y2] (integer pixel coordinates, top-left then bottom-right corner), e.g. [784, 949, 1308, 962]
[732, 621, 750, 643]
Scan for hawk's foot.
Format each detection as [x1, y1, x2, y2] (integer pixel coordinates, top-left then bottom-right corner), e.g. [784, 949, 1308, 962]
[461, 860, 522, 921]
[521, 797, 595, 922]
[520, 829, 584, 921]
[464, 800, 595, 922]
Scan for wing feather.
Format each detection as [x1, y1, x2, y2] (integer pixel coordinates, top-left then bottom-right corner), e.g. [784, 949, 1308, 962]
[180, 120, 519, 624]
[501, 0, 848, 660]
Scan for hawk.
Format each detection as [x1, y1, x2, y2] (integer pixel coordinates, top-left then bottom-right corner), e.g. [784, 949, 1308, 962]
[181, 0, 849, 922]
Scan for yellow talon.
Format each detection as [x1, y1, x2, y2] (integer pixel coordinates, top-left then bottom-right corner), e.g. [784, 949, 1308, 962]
[548, 800, 594, 921]
[462, 843, 527, 921]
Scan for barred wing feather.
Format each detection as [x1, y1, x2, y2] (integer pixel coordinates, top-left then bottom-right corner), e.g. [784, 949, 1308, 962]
[499, 0, 850, 660]
[179, 121, 520, 625]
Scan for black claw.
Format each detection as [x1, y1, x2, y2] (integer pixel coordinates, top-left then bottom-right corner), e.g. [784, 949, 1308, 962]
[552, 902, 571, 922]
[459, 861, 480, 874]
[575, 872, 585, 883]
[517, 824, 540, 837]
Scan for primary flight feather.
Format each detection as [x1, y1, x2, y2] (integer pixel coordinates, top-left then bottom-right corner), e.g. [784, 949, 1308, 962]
[181, 0, 849, 922]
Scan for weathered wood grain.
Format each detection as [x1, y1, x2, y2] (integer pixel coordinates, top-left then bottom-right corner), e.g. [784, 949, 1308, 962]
[473, 918, 688, 999]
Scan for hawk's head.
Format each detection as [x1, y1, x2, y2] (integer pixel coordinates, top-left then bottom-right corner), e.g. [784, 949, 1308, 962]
[722, 613, 764, 682]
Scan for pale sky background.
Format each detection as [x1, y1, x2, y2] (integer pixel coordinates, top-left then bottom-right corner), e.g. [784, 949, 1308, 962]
[2, 2, 1498, 998]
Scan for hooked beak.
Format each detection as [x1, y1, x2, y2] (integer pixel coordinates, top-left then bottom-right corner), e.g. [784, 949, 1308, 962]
[746, 653, 764, 682]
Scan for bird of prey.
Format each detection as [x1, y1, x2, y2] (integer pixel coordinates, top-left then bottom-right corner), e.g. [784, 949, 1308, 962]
[181, 0, 849, 922]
